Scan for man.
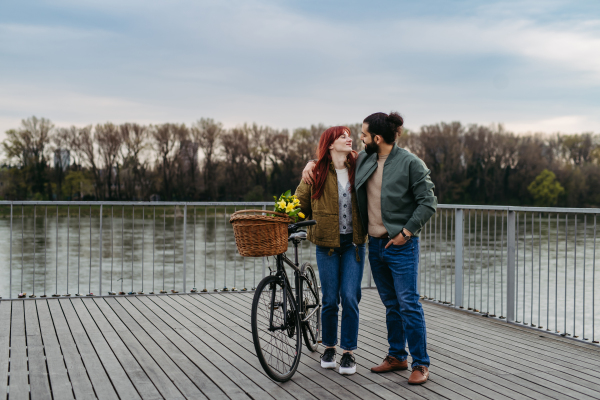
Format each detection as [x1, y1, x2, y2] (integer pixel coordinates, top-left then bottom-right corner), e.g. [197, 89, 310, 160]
[302, 112, 437, 385]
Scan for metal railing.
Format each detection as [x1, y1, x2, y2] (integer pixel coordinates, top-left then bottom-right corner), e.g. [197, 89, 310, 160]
[0, 201, 297, 300]
[0, 201, 598, 345]
[419, 205, 599, 345]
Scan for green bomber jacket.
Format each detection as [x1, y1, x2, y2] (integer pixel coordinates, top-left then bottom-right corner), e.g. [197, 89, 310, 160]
[355, 144, 437, 238]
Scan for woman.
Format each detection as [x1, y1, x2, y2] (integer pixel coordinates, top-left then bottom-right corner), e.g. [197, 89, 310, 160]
[295, 126, 367, 375]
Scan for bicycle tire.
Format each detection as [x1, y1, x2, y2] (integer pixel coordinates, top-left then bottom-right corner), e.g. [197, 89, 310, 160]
[300, 263, 321, 352]
[251, 275, 302, 382]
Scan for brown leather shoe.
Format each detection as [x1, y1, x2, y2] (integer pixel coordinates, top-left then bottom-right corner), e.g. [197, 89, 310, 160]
[370, 355, 408, 373]
[408, 366, 429, 385]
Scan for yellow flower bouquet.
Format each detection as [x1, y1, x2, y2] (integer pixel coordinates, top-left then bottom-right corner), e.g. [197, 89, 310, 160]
[273, 190, 305, 222]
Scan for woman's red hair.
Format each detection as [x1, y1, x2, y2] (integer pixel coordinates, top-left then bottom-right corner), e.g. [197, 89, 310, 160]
[312, 126, 357, 200]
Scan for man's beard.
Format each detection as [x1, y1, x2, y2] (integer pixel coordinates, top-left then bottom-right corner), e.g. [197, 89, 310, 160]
[364, 141, 379, 155]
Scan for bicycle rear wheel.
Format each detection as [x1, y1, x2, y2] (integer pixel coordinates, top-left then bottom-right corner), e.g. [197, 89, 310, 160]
[301, 263, 320, 352]
[251, 275, 302, 382]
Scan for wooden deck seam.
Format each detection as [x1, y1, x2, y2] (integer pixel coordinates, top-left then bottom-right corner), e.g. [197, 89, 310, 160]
[216, 291, 506, 400]
[142, 295, 298, 400]
[199, 293, 463, 400]
[177, 294, 356, 400]
[219, 291, 546, 400]
[123, 295, 259, 399]
[162, 295, 320, 400]
[358, 294, 600, 383]
[355, 296, 600, 399]
[211, 292, 464, 400]
[92, 297, 187, 399]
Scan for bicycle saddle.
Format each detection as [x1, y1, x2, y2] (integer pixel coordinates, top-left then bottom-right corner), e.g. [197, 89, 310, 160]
[288, 231, 307, 242]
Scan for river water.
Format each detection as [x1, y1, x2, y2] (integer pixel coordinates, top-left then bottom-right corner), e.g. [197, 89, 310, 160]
[0, 208, 598, 341]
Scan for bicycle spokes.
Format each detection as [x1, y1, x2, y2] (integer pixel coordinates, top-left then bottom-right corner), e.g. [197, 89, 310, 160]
[251, 275, 301, 381]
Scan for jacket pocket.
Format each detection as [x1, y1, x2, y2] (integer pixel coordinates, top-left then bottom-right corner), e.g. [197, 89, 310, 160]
[313, 212, 338, 241]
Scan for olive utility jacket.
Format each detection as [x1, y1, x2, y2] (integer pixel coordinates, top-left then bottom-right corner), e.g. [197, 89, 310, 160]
[295, 163, 367, 248]
[355, 144, 437, 239]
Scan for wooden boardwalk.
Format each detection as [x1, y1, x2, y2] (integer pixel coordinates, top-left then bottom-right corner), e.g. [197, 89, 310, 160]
[2, 289, 600, 400]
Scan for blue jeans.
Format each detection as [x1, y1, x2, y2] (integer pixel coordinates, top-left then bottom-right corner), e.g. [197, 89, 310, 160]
[316, 233, 365, 351]
[368, 236, 429, 367]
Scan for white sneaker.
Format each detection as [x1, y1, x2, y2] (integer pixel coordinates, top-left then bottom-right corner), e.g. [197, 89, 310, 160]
[320, 348, 336, 369]
[339, 352, 356, 375]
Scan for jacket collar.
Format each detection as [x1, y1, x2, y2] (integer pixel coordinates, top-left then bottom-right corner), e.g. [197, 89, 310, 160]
[355, 144, 400, 188]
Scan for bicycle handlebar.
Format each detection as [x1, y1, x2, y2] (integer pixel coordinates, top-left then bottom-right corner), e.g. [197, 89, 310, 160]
[288, 220, 316, 232]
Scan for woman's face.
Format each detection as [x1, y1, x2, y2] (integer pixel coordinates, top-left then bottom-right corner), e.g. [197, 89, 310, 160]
[329, 131, 353, 155]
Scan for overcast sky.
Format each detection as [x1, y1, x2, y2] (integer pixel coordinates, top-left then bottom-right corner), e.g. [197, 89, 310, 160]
[1, 0, 599, 139]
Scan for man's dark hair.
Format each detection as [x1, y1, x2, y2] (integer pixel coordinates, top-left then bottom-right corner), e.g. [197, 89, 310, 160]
[363, 112, 404, 144]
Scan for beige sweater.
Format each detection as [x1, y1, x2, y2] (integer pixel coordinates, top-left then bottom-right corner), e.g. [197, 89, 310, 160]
[366, 153, 389, 237]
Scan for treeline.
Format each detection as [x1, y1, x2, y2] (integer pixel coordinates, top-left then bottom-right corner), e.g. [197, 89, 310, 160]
[1, 116, 599, 207]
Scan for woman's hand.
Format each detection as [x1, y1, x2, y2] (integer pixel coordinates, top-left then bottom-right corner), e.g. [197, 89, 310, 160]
[302, 161, 317, 185]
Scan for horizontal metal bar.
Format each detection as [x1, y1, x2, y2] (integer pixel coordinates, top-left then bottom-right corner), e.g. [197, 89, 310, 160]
[437, 204, 600, 214]
[3, 201, 597, 214]
[0, 201, 273, 207]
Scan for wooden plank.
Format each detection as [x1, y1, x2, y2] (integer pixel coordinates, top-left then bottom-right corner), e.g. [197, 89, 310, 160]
[361, 292, 600, 365]
[92, 298, 186, 400]
[47, 299, 97, 399]
[10, 301, 30, 400]
[215, 293, 453, 400]
[82, 298, 170, 400]
[0, 301, 12, 400]
[413, 302, 600, 368]
[194, 293, 450, 400]
[35, 300, 75, 400]
[178, 294, 350, 400]
[360, 292, 600, 375]
[358, 313, 596, 400]
[69, 298, 142, 400]
[160, 295, 318, 400]
[122, 296, 243, 400]
[139, 295, 287, 400]
[363, 290, 600, 357]
[23, 301, 52, 400]
[213, 293, 473, 400]
[359, 296, 600, 393]
[102, 297, 205, 399]
[420, 313, 600, 388]
[221, 292, 508, 400]
[58, 299, 118, 400]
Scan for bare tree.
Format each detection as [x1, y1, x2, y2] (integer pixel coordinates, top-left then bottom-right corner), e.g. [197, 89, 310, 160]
[71, 125, 102, 199]
[152, 123, 187, 200]
[220, 128, 251, 200]
[2, 116, 54, 197]
[51, 127, 74, 199]
[95, 123, 123, 199]
[192, 118, 222, 199]
[119, 123, 149, 200]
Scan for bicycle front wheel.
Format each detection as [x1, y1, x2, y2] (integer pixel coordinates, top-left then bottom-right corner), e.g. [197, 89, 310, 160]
[251, 275, 302, 382]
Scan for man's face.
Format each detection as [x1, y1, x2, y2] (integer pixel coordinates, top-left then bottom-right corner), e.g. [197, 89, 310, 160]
[361, 122, 379, 155]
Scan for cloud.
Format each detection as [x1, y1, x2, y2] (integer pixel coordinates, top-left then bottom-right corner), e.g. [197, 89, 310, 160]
[0, 0, 598, 137]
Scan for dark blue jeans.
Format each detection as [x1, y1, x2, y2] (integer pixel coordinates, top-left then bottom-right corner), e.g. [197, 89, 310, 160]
[316, 233, 365, 351]
[368, 236, 429, 367]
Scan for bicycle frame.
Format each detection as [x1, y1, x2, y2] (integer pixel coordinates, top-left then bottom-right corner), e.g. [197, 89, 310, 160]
[267, 239, 319, 339]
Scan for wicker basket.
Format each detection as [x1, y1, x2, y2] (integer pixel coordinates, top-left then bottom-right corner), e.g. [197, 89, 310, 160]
[229, 209, 292, 257]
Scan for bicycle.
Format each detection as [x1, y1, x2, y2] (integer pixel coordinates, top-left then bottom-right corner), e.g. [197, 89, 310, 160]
[251, 219, 321, 382]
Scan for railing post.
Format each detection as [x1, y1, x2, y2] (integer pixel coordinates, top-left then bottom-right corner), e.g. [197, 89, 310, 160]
[454, 208, 464, 308]
[99, 204, 103, 296]
[183, 204, 187, 293]
[507, 209, 516, 322]
[9, 202, 13, 299]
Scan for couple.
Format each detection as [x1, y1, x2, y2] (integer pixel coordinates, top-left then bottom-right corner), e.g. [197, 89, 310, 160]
[294, 111, 437, 385]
